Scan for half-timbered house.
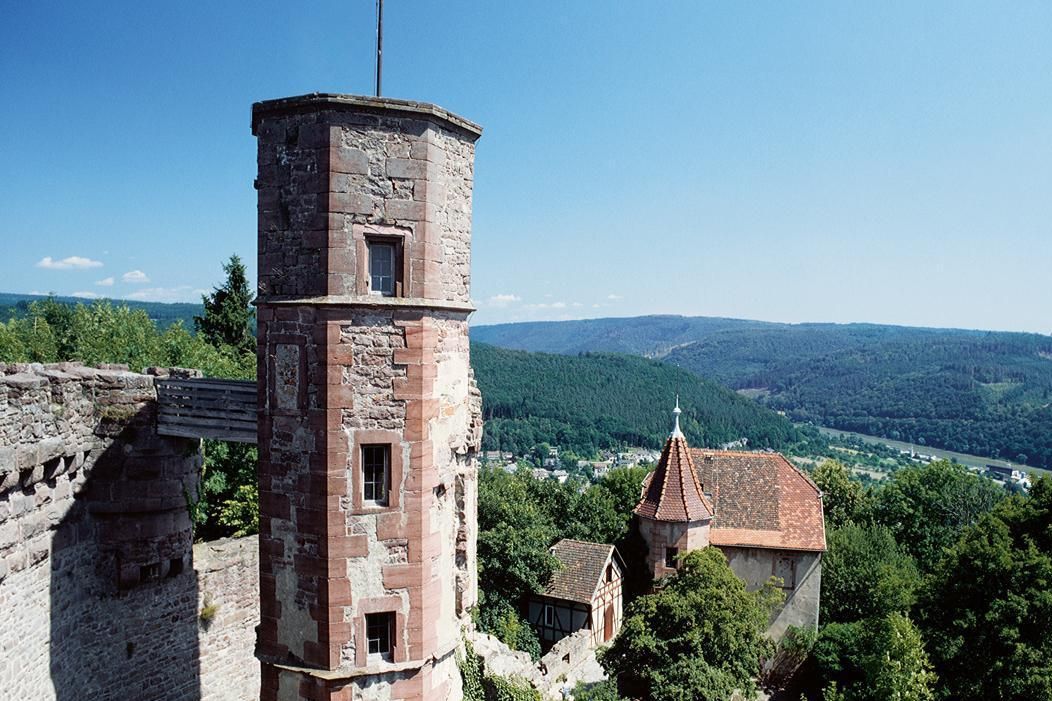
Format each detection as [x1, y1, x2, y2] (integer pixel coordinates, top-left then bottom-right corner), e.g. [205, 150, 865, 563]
[527, 539, 625, 649]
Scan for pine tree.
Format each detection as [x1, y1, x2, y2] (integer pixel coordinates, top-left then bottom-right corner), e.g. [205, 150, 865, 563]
[194, 254, 255, 354]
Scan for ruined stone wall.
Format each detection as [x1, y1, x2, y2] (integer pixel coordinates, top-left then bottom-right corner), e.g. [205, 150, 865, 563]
[197, 536, 262, 701]
[0, 363, 259, 701]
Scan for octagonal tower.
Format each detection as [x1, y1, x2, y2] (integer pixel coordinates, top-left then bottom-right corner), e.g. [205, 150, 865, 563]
[252, 94, 483, 701]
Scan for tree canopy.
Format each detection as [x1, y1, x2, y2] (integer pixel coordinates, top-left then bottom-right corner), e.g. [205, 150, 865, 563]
[600, 548, 781, 701]
[194, 254, 255, 354]
[871, 460, 1004, 572]
[917, 478, 1052, 701]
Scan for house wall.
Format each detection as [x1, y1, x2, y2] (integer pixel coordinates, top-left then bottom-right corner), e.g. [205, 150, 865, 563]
[718, 546, 822, 638]
[587, 560, 623, 646]
[527, 598, 590, 645]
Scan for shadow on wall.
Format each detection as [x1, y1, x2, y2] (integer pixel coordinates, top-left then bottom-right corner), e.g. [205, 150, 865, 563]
[47, 402, 203, 700]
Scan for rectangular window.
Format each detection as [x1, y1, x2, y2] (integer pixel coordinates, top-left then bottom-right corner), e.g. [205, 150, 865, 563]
[368, 241, 396, 296]
[774, 556, 797, 589]
[664, 547, 679, 569]
[362, 445, 390, 505]
[365, 612, 394, 660]
[544, 604, 555, 627]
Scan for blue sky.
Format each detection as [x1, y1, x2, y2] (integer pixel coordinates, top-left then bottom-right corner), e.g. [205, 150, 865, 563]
[2, 2, 1050, 333]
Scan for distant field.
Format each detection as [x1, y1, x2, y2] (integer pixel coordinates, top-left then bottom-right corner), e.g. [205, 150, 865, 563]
[817, 426, 1052, 478]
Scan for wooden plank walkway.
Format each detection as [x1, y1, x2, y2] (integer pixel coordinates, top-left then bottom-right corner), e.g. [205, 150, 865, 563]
[155, 378, 257, 443]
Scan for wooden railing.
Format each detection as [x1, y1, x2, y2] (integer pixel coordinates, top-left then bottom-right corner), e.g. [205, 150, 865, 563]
[155, 378, 257, 444]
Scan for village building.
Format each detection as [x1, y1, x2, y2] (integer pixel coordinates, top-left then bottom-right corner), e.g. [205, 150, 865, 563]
[527, 539, 625, 650]
[635, 401, 826, 637]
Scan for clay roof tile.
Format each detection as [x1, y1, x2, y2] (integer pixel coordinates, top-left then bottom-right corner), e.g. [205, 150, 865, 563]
[634, 434, 714, 522]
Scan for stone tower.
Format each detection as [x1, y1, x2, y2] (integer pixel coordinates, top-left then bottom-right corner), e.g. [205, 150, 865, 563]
[252, 94, 483, 701]
[634, 402, 714, 581]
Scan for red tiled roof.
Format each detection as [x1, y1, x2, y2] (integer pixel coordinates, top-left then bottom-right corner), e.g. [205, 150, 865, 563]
[634, 434, 714, 522]
[692, 450, 826, 552]
[544, 539, 621, 605]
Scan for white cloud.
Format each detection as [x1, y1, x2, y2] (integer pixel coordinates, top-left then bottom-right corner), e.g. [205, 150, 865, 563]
[96, 277, 115, 287]
[525, 301, 567, 310]
[486, 293, 521, 308]
[122, 270, 150, 284]
[71, 291, 99, 299]
[592, 304, 601, 308]
[35, 256, 103, 270]
[571, 302, 583, 307]
[125, 286, 206, 303]
[607, 294, 623, 300]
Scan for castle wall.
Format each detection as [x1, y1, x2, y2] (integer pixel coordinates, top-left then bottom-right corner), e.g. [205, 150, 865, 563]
[196, 536, 262, 701]
[0, 363, 260, 701]
[719, 546, 822, 638]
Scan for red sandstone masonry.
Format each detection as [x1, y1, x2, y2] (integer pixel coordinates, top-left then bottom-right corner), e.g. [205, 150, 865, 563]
[254, 94, 482, 701]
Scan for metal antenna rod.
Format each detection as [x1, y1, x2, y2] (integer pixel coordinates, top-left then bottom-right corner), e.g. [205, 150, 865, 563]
[375, 0, 383, 96]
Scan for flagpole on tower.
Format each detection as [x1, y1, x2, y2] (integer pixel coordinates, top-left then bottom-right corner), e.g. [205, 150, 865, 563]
[375, 0, 383, 96]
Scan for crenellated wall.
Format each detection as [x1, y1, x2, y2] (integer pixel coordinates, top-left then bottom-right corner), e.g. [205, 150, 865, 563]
[0, 363, 260, 701]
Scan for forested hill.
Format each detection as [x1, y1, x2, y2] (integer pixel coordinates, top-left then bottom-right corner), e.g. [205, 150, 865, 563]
[472, 316, 1052, 468]
[0, 293, 201, 329]
[664, 327, 1052, 468]
[469, 342, 798, 455]
[471, 315, 775, 356]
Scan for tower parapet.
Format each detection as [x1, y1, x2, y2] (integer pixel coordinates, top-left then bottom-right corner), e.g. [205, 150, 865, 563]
[253, 94, 483, 701]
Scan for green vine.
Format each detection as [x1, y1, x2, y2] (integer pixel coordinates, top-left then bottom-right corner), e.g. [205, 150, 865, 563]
[457, 639, 542, 701]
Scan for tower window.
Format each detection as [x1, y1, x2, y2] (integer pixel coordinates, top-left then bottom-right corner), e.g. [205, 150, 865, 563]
[362, 445, 390, 505]
[368, 241, 396, 296]
[365, 612, 394, 661]
[664, 547, 679, 569]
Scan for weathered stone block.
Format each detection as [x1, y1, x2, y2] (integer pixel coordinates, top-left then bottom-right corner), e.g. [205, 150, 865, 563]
[331, 147, 369, 175]
[386, 158, 426, 180]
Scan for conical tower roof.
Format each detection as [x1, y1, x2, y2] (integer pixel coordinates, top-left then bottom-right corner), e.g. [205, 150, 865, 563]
[634, 400, 714, 522]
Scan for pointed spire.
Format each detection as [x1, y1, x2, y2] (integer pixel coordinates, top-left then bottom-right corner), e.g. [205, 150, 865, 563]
[634, 400, 713, 523]
[671, 395, 684, 438]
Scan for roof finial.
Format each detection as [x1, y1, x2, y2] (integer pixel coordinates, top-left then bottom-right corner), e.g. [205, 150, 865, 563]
[671, 395, 684, 438]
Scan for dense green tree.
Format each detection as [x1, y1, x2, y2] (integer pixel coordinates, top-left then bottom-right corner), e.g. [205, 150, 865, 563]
[814, 614, 936, 701]
[476, 466, 558, 657]
[600, 548, 781, 701]
[67, 301, 161, 370]
[917, 478, 1052, 701]
[595, 465, 651, 520]
[872, 460, 1004, 572]
[812, 459, 870, 529]
[194, 254, 255, 354]
[571, 680, 624, 701]
[0, 320, 28, 361]
[821, 524, 920, 625]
